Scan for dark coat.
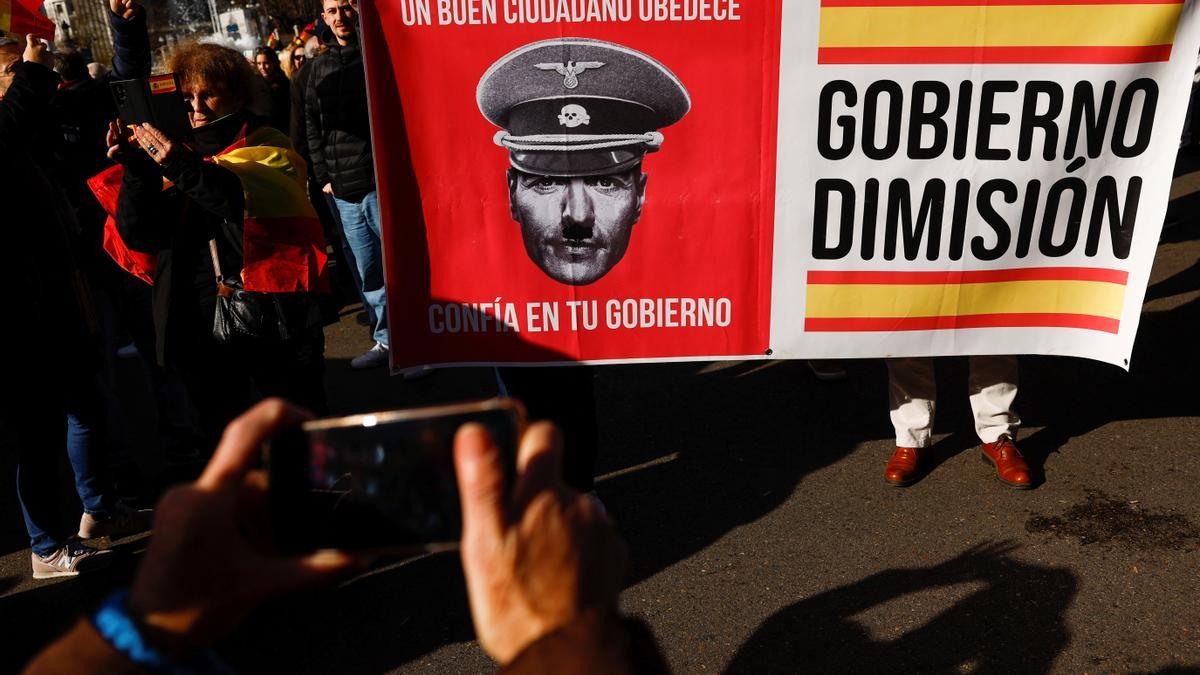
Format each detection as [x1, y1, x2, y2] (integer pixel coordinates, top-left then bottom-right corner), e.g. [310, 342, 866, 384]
[112, 112, 249, 365]
[263, 70, 292, 134]
[304, 38, 376, 202]
[1, 60, 96, 363]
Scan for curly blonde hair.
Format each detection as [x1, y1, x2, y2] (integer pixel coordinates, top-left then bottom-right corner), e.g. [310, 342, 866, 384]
[167, 41, 268, 115]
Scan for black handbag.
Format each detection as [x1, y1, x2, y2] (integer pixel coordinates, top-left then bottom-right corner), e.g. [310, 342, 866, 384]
[209, 239, 293, 344]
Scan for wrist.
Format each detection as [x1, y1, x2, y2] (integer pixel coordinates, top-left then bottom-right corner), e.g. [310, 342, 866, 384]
[93, 590, 225, 672]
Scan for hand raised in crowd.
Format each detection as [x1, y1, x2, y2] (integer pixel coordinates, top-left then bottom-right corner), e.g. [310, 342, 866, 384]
[105, 119, 141, 163]
[455, 422, 627, 664]
[109, 0, 140, 20]
[131, 123, 180, 166]
[125, 399, 361, 658]
[22, 35, 52, 69]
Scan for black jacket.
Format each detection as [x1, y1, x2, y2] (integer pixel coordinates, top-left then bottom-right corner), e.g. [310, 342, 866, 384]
[305, 38, 376, 201]
[1, 61, 96, 363]
[113, 113, 249, 365]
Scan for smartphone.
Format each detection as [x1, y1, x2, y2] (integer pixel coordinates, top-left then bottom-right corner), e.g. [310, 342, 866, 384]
[267, 399, 524, 554]
[109, 74, 194, 143]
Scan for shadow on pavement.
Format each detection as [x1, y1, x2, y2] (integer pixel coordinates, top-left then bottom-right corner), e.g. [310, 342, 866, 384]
[725, 543, 1076, 674]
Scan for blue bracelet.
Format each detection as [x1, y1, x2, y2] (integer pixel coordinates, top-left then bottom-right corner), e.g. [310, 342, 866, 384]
[91, 590, 230, 674]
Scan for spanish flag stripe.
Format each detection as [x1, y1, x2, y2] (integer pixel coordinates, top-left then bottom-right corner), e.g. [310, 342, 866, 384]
[805, 314, 1120, 333]
[818, 1, 1181, 64]
[818, 44, 1173, 64]
[805, 280, 1126, 319]
[819, 5, 1182, 48]
[807, 267, 1129, 285]
[822, 0, 1181, 6]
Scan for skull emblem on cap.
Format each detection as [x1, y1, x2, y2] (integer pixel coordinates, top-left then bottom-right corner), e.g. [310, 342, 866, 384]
[558, 104, 591, 128]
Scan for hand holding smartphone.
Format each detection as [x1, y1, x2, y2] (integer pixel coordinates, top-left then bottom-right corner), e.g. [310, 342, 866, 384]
[267, 399, 524, 554]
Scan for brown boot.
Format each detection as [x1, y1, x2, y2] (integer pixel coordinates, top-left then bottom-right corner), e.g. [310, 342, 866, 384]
[980, 435, 1033, 489]
[885, 446, 924, 487]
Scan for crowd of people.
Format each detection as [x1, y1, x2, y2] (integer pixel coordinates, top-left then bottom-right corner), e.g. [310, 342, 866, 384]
[1, 0, 404, 577]
[1, 0, 1046, 671]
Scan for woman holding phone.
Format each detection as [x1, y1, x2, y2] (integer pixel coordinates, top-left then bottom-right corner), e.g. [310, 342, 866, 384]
[99, 42, 332, 453]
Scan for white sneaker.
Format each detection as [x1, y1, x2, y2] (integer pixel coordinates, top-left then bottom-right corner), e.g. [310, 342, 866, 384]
[31, 541, 114, 579]
[116, 342, 139, 359]
[351, 342, 389, 370]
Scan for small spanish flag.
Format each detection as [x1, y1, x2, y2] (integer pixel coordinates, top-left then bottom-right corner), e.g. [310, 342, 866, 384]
[805, 267, 1127, 334]
[818, 0, 1185, 65]
[0, 0, 56, 41]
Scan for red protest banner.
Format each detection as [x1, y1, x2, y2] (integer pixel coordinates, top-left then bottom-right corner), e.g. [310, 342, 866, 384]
[361, 1, 781, 369]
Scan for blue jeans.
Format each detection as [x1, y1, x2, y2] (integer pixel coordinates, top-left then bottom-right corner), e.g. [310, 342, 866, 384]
[334, 191, 389, 347]
[16, 376, 111, 557]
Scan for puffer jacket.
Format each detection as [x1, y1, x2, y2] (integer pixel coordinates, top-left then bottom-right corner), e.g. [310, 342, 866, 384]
[304, 38, 375, 202]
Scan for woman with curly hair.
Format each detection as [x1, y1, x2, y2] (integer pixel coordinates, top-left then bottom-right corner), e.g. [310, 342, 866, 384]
[95, 41, 331, 452]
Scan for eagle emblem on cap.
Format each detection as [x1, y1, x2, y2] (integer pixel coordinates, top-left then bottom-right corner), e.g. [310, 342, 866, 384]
[534, 61, 605, 89]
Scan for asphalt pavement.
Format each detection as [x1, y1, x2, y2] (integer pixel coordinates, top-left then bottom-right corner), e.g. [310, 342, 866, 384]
[1, 160, 1199, 672]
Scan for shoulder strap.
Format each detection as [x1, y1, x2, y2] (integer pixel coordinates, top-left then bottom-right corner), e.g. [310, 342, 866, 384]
[208, 239, 223, 282]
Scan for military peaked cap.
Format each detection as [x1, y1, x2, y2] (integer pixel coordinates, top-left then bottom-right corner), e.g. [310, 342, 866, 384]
[477, 38, 691, 178]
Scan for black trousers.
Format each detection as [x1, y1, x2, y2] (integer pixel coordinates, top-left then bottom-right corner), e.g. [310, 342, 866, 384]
[176, 328, 327, 454]
[498, 366, 599, 492]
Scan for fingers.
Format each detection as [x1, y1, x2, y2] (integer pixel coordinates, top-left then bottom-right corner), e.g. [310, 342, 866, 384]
[140, 123, 167, 146]
[454, 423, 508, 543]
[199, 399, 311, 489]
[512, 422, 563, 510]
[106, 122, 122, 159]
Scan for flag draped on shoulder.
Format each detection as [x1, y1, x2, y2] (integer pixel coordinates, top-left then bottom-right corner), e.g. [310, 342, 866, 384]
[0, 0, 56, 40]
[89, 124, 329, 293]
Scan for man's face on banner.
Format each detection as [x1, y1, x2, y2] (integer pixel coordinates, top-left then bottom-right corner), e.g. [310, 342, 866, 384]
[508, 168, 648, 286]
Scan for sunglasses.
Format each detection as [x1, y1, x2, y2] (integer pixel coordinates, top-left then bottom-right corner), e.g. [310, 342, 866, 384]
[293, 54, 306, 62]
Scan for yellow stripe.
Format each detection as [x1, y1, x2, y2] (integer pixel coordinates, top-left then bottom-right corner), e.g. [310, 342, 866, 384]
[213, 146, 315, 219]
[805, 280, 1126, 319]
[0, 1, 12, 33]
[819, 5, 1182, 48]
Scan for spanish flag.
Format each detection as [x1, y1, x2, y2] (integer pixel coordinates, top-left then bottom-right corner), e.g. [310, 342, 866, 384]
[88, 125, 329, 293]
[818, 0, 1185, 65]
[805, 266, 1127, 333]
[0, 0, 55, 40]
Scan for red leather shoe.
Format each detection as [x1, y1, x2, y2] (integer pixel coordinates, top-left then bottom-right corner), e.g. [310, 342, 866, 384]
[885, 446, 924, 487]
[980, 435, 1033, 489]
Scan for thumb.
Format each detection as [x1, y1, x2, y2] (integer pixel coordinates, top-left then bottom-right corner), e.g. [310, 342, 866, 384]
[454, 423, 507, 545]
[259, 550, 362, 597]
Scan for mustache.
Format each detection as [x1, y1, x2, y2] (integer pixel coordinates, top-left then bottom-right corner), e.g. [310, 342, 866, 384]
[561, 223, 595, 241]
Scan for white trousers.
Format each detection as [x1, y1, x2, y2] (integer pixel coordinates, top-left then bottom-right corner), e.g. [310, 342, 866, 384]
[886, 356, 1020, 448]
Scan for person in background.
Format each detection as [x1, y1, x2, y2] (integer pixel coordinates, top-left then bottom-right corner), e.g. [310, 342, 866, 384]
[49, 0, 162, 496]
[884, 356, 1030, 489]
[24, 400, 668, 674]
[99, 41, 331, 453]
[1, 33, 145, 579]
[306, 0, 391, 369]
[253, 45, 290, 132]
[280, 43, 305, 79]
[289, 28, 364, 323]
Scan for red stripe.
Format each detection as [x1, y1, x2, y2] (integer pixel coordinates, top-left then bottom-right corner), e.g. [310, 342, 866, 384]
[806, 267, 1128, 285]
[818, 45, 1173, 64]
[822, 0, 1180, 5]
[805, 313, 1120, 333]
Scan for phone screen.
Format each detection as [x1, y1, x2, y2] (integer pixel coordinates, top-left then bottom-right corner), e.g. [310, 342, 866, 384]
[269, 400, 522, 553]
